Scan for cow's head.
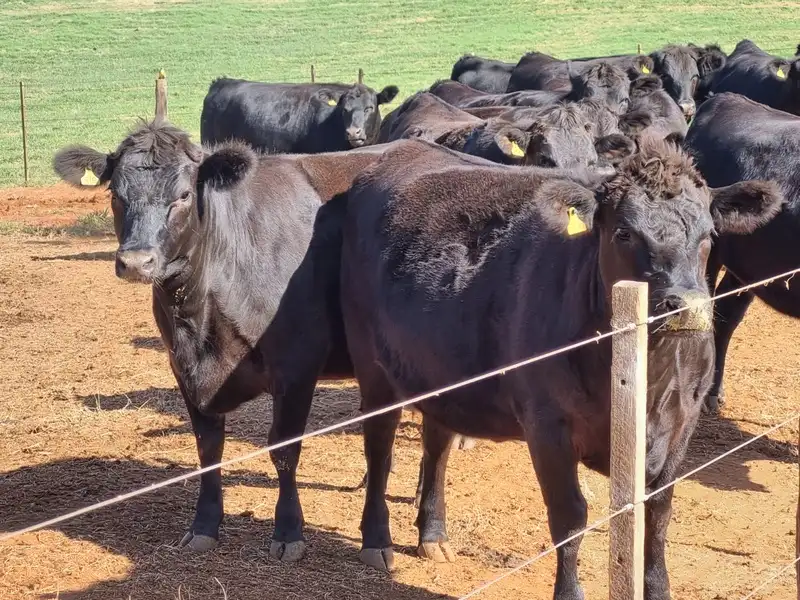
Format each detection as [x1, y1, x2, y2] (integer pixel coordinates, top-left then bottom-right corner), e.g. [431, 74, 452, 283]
[53, 121, 205, 284]
[690, 43, 727, 102]
[324, 83, 399, 147]
[569, 62, 631, 115]
[465, 104, 633, 171]
[626, 55, 656, 80]
[534, 138, 784, 325]
[650, 45, 708, 120]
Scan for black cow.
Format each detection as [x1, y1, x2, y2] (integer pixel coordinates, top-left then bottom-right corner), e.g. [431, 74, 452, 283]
[705, 40, 800, 115]
[378, 91, 484, 143]
[685, 92, 795, 411]
[200, 78, 399, 153]
[382, 92, 633, 169]
[339, 137, 781, 599]
[52, 121, 393, 562]
[450, 54, 516, 93]
[438, 63, 633, 115]
[648, 44, 727, 119]
[506, 51, 654, 93]
[628, 76, 688, 143]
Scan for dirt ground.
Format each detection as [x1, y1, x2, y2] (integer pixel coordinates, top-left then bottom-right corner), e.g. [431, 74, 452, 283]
[0, 186, 798, 600]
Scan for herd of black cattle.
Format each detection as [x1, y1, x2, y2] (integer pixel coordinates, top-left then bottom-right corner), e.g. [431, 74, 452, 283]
[49, 37, 800, 599]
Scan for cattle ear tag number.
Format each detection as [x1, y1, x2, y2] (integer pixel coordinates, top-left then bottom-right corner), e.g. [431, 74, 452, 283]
[776, 66, 787, 79]
[80, 168, 99, 186]
[641, 65, 651, 74]
[509, 140, 525, 158]
[566, 207, 588, 236]
[327, 98, 337, 106]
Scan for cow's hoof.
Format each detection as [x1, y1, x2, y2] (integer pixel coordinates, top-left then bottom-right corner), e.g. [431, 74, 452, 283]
[417, 541, 456, 563]
[360, 547, 395, 572]
[178, 531, 218, 552]
[269, 540, 306, 562]
[703, 394, 723, 414]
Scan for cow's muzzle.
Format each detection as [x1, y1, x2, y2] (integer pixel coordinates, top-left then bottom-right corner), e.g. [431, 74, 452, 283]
[679, 101, 696, 121]
[116, 249, 157, 283]
[655, 289, 712, 332]
[346, 128, 367, 147]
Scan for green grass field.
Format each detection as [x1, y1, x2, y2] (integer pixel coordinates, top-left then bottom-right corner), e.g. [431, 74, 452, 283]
[0, 0, 796, 187]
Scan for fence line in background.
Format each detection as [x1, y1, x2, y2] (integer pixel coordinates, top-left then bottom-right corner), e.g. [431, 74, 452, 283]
[1, 267, 799, 600]
[741, 555, 800, 599]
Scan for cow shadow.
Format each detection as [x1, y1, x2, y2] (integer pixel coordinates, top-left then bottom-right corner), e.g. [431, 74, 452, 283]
[683, 412, 798, 493]
[31, 250, 115, 261]
[0, 457, 449, 600]
[130, 335, 165, 351]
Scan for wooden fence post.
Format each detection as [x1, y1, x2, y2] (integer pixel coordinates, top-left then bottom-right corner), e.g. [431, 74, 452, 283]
[358, 68, 364, 84]
[311, 64, 316, 83]
[610, 280, 648, 600]
[637, 43, 642, 55]
[19, 81, 28, 186]
[155, 69, 167, 120]
[796, 417, 799, 600]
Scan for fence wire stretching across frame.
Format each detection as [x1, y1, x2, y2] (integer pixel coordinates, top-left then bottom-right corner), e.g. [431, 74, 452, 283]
[1, 266, 798, 555]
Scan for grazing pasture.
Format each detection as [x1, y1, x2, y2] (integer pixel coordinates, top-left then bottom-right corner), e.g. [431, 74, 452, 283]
[0, 0, 798, 185]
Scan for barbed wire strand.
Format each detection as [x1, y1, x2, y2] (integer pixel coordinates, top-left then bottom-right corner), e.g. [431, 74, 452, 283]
[1, 266, 799, 547]
[455, 410, 799, 599]
[740, 554, 800, 600]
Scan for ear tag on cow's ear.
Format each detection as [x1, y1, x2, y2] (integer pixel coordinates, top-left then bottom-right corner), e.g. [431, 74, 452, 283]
[776, 66, 787, 79]
[327, 98, 337, 106]
[509, 140, 525, 158]
[566, 206, 588, 236]
[80, 168, 99, 186]
[641, 65, 651, 74]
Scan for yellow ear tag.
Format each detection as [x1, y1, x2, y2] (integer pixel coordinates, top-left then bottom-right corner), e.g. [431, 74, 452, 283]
[776, 66, 787, 79]
[327, 98, 337, 106]
[509, 140, 525, 158]
[641, 65, 651, 74]
[566, 206, 588, 236]
[80, 168, 99, 186]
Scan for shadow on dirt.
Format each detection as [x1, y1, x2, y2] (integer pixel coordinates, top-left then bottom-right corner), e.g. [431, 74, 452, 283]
[130, 335, 165, 352]
[31, 250, 115, 262]
[0, 457, 450, 600]
[682, 412, 798, 493]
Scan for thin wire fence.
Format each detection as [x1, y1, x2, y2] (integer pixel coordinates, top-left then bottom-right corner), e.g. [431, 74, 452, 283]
[2, 267, 798, 600]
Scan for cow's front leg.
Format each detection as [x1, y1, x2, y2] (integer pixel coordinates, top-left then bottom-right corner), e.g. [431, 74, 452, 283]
[179, 398, 225, 552]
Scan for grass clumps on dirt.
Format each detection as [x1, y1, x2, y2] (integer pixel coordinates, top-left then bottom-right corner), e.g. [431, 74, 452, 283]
[0, 209, 114, 238]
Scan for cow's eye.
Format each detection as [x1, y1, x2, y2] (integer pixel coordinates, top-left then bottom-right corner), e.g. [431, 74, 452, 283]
[178, 191, 191, 202]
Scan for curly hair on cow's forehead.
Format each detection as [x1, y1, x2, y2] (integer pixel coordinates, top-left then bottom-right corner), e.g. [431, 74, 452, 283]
[606, 137, 707, 201]
[115, 118, 198, 167]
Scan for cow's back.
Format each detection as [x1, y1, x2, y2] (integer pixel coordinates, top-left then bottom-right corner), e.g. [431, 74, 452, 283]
[686, 92, 800, 315]
[708, 41, 796, 111]
[451, 55, 515, 94]
[201, 79, 349, 153]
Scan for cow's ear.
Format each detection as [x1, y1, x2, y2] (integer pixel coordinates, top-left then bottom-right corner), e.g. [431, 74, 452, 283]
[710, 180, 785, 234]
[197, 144, 257, 191]
[770, 60, 790, 80]
[596, 134, 635, 164]
[316, 90, 340, 108]
[696, 44, 727, 75]
[664, 131, 685, 147]
[534, 179, 598, 237]
[377, 85, 399, 105]
[636, 55, 655, 75]
[53, 145, 114, 187]
[493, 127, 530, 161]
[619, 109, 652, 134]
[630, 75, 662, 96]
